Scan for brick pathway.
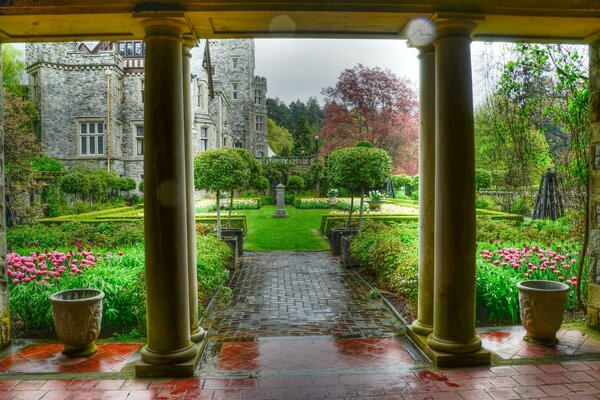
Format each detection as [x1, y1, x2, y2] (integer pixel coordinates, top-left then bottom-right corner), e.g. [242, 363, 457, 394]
[2, 251, 600, 399]
[202, 252, 403, 339]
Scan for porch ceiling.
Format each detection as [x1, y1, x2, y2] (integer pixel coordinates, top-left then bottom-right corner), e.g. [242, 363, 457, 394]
[0, 1, 598, 43]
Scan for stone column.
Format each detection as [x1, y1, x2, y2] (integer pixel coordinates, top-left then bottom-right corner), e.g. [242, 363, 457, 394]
[139, 19, 197, 370]
[183, 37, 205, 343]
[0, 45, 11, 348]
[273, 184, 288, 217]
[427, 19, 482, 355]
[411, 44, 435, 336]
[587, 39, 600, 328]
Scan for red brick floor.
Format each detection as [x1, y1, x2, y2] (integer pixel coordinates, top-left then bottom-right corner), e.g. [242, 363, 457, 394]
[0, 343, 140, 374]
[480, 326, 600, 360]
[214, 337, 418, 372]
[2, 252, 600, 398]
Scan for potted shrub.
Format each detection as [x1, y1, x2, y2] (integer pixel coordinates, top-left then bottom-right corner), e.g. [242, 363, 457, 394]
[221, 149, 263, 256]
[49, 288, 105, 357]
[517, 280, 570, 345]
[194, 149, 246, 261]
[327, 146, 392, 260]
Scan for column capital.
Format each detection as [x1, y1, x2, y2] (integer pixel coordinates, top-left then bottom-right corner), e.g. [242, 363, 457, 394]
[416, 44, 435, 58]
[432, 14, 481, 39]
[182, 35, 197, 57]
[141, 18, 188, 36]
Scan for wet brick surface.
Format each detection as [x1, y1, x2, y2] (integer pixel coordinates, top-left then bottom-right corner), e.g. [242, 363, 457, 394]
[202, 252, 404, 339]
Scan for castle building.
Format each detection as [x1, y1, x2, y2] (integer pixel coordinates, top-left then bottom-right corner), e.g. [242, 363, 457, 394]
[25, 39, 268, 182]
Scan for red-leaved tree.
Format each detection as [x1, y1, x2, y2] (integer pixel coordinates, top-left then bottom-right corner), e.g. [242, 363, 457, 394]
[320, 64, 419, 174]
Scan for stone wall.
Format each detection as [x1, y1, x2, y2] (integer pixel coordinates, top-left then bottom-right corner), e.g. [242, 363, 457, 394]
[0, 45, 12, 348]
[588, 40, 600, 329]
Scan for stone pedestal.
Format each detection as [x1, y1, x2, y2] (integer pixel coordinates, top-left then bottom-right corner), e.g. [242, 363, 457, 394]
[426, 19, 483, 358]
[273, 183, 288, 218]
[136, 18, 198, 377]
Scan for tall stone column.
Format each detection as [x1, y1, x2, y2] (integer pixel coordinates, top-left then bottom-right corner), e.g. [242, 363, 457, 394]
[587, 39, 600, 328]
[411, 44, 435, 336]
[427, 19, 482, 355]
[182, 38, 205, 343]
[0, 45, 11, 348]
[137, 19, 197, 374]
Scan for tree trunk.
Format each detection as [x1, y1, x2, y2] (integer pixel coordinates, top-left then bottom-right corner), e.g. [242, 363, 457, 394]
[358, 187, 365, 231]
[345, 191, 354, 229]
[216, 190, 221, 239]
[227, 190, 234, 229]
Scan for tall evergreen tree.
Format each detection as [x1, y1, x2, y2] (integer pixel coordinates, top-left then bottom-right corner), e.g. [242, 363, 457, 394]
[292, 117, 315, 155]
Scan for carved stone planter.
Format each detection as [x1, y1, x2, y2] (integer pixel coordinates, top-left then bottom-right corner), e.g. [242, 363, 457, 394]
[517, 280, 570, 346]
[366, 200, 385, 211]
[328, 196, 337, 206]
[49, 289, 104, 357]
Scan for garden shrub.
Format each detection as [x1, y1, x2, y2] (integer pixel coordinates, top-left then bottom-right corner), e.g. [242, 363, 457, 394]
[286, 175, 305, 193]
[475, 168, 493, 190]
[196, 235, 232, 311]
[350, 221, 419, 308]
[476, 195, 498, 210]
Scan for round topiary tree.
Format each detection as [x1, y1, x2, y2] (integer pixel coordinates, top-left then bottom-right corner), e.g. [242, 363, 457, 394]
[225, 148, 263, 229]
[256, 176, 270, 195]
[327, 146, 392, 230]
[286, 175, 305, 194]
[194, 148, 247, 238]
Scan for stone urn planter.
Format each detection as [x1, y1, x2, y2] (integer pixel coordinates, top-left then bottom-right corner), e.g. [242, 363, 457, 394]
[366, 200, 385, 212]
[330, 227, 358, 256]
[517, 280, 570, 345]
[49, 289, 105, 357]
[328, 195, 337, 206]
[221, 228, 244, 256]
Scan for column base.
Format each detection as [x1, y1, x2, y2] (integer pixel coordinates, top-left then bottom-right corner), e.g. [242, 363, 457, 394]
[190, 326, 207, 343]
[410, 320, 433, 336]
[406, 329, 490, 368]
[427, 334, 482, 354]
[136, 339, 206, 378]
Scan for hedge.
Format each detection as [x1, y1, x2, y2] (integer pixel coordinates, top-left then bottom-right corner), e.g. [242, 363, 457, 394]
[320, 211, 523, 237]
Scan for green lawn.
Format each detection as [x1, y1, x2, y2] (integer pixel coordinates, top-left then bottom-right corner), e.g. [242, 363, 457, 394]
[238, 205, 330, 251]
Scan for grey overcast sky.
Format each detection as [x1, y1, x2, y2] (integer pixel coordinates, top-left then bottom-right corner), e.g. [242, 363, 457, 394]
[254, 39, 420, 105]
[254, 39, 493, 106]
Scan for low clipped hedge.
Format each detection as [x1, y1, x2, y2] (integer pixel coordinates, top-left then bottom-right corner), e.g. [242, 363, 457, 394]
[320, 210, 523, 237]
[320, 214, 418, 237]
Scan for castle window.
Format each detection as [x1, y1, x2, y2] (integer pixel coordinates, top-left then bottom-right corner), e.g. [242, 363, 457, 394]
[118, 43, 125, 56]
[255, 115, 264, 132]
[231, 83, 239, 100]
[254, 89, 262, 105]
[126, 42, 133, 56]
[198, 83, 205, 109]
[231, 57, 239, 70]
[80, 121, 105, 156]
[140, 79, 145, 104]
[135, 125, 144, 156]
[200, 127, 208, 151]
[210, 66, 216, 76]
[31, 71, 41, 106]
[134, 42, 142, 56]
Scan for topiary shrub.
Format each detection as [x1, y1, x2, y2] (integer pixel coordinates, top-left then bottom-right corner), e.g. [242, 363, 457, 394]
[475, 168, 493, 190]
[286, 175, 305, 193]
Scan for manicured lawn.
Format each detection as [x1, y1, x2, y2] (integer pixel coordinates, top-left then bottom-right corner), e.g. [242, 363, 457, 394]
[238, 205, 330, 251]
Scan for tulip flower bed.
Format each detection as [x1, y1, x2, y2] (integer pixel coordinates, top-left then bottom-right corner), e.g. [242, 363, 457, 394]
[476, 241, 586, 325]
[8, 235, 232, 338]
